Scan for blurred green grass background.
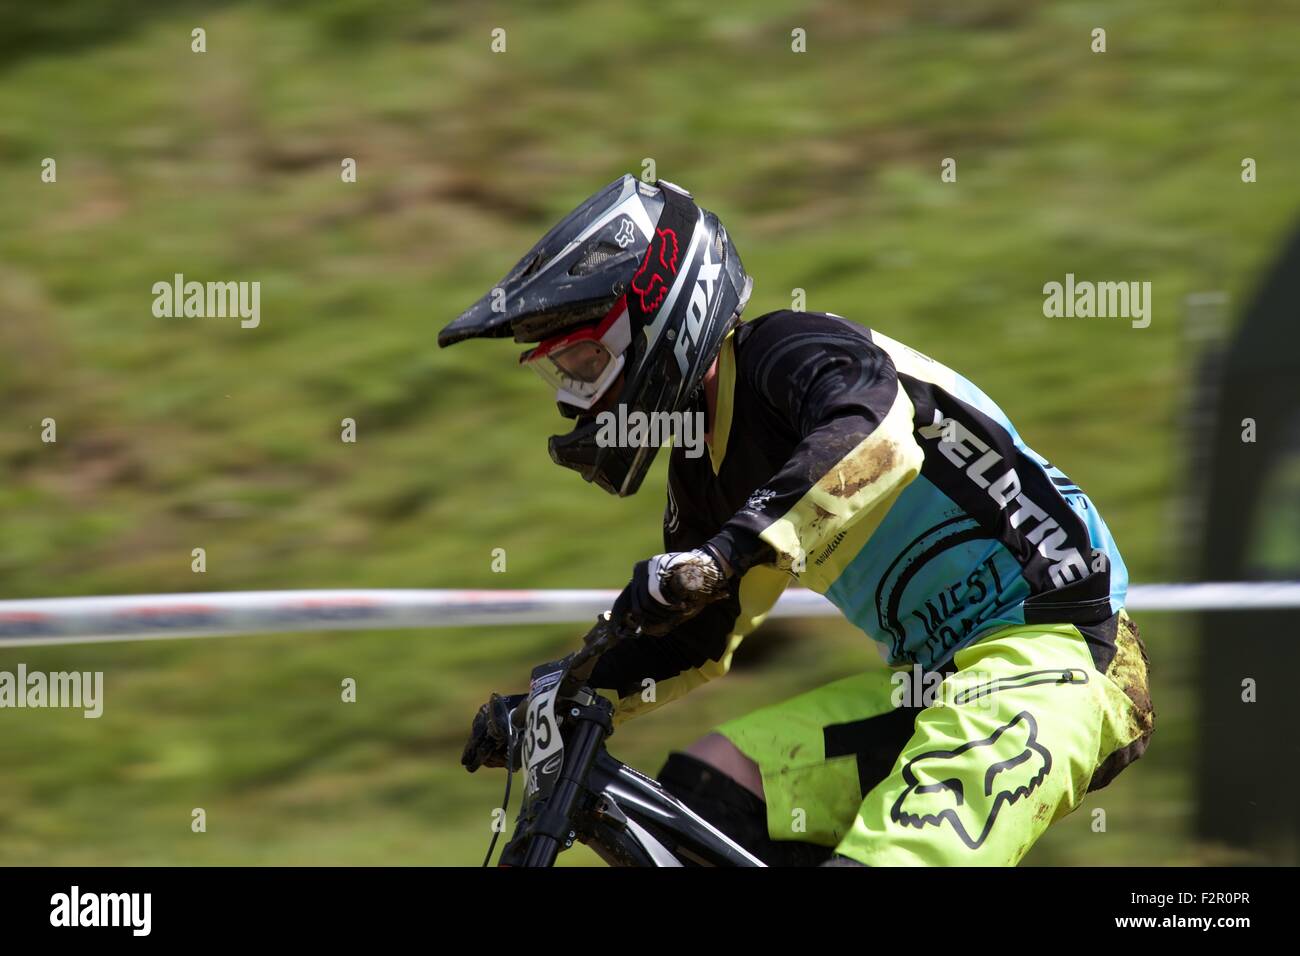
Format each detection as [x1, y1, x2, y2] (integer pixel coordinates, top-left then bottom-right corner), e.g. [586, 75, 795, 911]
[0, 0, 1297, 864]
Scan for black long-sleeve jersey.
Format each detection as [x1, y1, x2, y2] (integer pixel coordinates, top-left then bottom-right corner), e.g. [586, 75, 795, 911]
[591, 311, 1127, 726]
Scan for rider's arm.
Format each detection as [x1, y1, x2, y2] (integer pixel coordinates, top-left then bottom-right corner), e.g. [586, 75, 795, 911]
[589, 463, 787, 727]
[704, 311, 924, 581]
[588, 312, 923, 726]
[590, 563, 788, 727]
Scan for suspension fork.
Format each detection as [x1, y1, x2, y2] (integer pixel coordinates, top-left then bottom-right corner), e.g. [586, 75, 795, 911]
[518, 692, 615, 867]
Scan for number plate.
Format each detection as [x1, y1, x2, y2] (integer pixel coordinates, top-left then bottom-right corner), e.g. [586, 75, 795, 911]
[522, 661, 565, 798]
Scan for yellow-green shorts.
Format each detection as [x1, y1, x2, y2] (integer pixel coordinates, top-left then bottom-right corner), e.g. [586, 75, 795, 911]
[715, 610, 1154, 865]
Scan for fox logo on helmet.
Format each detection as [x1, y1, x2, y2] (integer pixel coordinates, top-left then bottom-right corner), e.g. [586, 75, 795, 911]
[630, 226, 680, 315]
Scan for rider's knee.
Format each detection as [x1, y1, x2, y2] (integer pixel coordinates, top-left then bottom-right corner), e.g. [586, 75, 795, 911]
[683, 732, 765, 799]
[656, 750, 771, 849]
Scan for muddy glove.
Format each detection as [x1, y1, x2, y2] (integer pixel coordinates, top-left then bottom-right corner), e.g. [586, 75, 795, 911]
[461, 692, 526, 772]
[610, 546, 733, 637]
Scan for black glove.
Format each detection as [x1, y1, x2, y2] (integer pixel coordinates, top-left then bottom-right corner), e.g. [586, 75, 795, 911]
[461, 691, 526, 773]
[610, 546, 733, 637]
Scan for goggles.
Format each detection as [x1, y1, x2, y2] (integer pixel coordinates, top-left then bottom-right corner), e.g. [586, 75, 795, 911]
[519, 296, 632, 410]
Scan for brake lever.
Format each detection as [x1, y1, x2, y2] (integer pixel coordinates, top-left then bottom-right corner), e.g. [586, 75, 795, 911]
[492, 694, 524, 771]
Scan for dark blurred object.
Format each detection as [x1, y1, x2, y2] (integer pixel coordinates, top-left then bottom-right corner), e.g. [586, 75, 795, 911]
[0, 1, 230, 63]
[1191, 220, 1300, 861]
[729, 620, 803, 672]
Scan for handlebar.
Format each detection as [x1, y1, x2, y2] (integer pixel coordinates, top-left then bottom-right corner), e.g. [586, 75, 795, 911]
[508, 611, 630, 737]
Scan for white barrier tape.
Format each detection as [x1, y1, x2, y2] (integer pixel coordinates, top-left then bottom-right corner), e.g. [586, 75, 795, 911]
[0, 583, 1296, 649]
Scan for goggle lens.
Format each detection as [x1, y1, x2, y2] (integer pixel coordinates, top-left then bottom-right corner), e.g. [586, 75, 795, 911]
[550, 339, 613, 383]
[518, 298, 632, 410]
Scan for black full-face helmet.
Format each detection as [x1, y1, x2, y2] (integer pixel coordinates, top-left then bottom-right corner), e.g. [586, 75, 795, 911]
[438, 175, 752, 496]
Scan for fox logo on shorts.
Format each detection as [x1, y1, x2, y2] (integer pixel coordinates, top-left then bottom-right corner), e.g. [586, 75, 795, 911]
[891, 710, 1051, 849]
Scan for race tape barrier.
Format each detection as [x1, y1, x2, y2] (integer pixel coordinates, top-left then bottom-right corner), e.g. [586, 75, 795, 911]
[0, 582, 1298, 648]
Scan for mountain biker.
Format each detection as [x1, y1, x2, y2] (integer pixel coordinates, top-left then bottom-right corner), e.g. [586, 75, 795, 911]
[441, 175, 1155, 866]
